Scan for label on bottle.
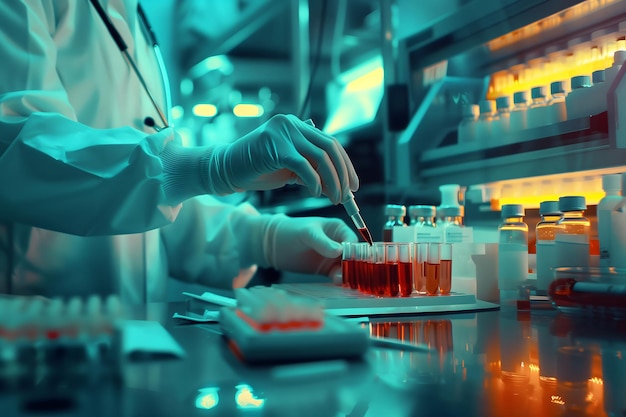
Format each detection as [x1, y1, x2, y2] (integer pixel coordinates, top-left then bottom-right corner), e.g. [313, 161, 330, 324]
[555, 234, 589, 268]
[415, 228, 443, 243]
[536, 240, 558, 291]
[444, 226, 473, 243]
[392, 226, 415, 243]
[498, 243, 528, 290]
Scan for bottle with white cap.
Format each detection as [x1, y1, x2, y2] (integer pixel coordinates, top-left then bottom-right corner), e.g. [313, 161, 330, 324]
[458, 104, 479, 144]
[497, 204, 528, 304]
[535, 201, 563, 292]
[547, 81, 567, 124]
[509, 91, 528, 143]
[554, 196, 590, 269]
[599, 174, 622, 267]
[492, 96, 511, 145]
[566, 75, 592, 120]
[475, 100, 495, 147]
[382, 204, 406, 242]
[527, 86, 551, 129]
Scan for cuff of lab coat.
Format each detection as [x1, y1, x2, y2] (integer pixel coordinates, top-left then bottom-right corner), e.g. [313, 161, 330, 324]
[160, 143, 210, 204]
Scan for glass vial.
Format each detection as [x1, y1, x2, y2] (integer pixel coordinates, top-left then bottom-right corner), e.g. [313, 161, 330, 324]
[509, 91, 528, 133]
[493, 96, 511, 145]
[497, 204, 529, 303]
[382, 204, 406, 242]
[555, 196, 590, 268]
[476, 100, 495, 147]
[565, 75, 592, 120]
[548, 81, 567, 124]
[535, 201, 563, 292]
[527, 86, 550, 129]
[458, 104, 479, 144]
[598, 174, 622, 267]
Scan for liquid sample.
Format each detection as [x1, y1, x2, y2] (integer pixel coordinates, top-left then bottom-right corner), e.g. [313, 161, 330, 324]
[358, 262, 372, 294]
[439, 259, 452, 294]
[398, 261, 413, 297]
[350, 261, 362, 290]
[358, 227, 374, 246]
[373, 262, 387, 296]
[425, 262, 439, 295]
[385, 262, 399, 297]
[414, 261, 426, 294]
[341, 259, 352, 287]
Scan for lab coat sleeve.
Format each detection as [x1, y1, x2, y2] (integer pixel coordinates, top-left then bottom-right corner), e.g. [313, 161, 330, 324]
[159, 196, 269, 288]
[0, 1, 208, 236]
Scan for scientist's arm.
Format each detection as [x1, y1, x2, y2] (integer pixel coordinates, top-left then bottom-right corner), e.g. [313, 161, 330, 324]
[0, 2, 202, 235]
[161, 196, 358, 288]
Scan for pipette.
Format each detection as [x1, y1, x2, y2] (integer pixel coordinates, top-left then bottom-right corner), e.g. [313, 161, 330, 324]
[302, 119, 373, 245]
[343, 192, 373, 246]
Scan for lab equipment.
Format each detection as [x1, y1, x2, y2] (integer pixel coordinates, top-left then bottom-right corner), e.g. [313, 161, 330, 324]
[509, 91, 529, 133]
[475, 100, 495, 146]
[343, 192, 373, 245]
[413, 243, 429, 294]
[457, 104, 479, 143]
[598, 174, 622, 268]
[555, 196, 590, 269]
[526, 86, 550, 128]
[497, 204, 529, 303]
[439, 244, 453, 295]
[547, 81, 567, 124]
[408, 205, 440, 243]
[535, 201, 563, 292]
[382, 204, 406, 242]
[397, 243, 414, 297]
[565, 75, 592, 120]
[492, 96, 511, 145]
[219, 287, 369, 363]
[425, 243, 441, 295]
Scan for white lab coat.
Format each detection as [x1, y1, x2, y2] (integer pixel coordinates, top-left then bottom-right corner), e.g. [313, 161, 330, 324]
[0, 0, 258, 301]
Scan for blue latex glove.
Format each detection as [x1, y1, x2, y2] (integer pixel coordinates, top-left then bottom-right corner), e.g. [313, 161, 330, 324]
[206, 114, 359, 204]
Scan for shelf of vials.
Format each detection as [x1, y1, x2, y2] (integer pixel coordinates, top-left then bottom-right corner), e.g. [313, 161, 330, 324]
[0, 295, 123, 390]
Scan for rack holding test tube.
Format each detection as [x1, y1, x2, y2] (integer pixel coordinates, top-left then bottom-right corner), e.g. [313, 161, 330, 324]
[275, 241, 497, 317]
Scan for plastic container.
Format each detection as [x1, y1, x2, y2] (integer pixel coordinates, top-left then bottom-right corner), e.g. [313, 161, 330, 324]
[555, 196, 590, 269]
[497, 204, 529, 303]
[536, 201, 563, 292]
[598, 174, 622, 268]
[458, 104, 479, 144]
[549, 267, 626, 319]
[475, 100, 495, 147]
[492, 96, 511, 145]
[527, 86, 551, 129]
[509, 91, 528, 134]
[548, 81, 567, 124]
[565, 75, 592, 120]
[382, 204, 406, 242]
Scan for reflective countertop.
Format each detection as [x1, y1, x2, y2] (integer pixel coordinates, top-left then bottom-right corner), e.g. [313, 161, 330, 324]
[3, 303, 626, 417]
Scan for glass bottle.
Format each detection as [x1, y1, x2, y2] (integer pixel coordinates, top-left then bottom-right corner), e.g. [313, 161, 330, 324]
[382, 204, 406, 242]
[565, 75, 592, 120]
[509, 91, 528, 134]
[598, 174, 622, 267]
[475, 100, 495, 147]
[547, 81, 567, 124]
[554, 196, 590, 268]
[493, 96, 511, 145]
[526, 86, 550, 129]
[409, 205, 438, 243]
[535, 201, 563, 292]
[458, 104, 479, 144]
[497, 204, 528, 303]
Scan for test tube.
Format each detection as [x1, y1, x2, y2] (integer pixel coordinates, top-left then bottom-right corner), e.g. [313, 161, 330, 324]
[372, 243, 387, 297]
[397, 243, 414, 297]
[385, 243, 400, 297]
[341, 242, 354, 288]
[439, 244, 453, 295]
[425, 243, 440, 295]
[357, 243, 372, 294]
[414, 243, 429, 295]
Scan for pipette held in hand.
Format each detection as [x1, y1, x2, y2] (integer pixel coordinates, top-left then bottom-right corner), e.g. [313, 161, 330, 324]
[342, 192, 373, 246]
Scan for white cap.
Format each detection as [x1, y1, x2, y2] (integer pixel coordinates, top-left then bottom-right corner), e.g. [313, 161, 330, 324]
[479, 100, 495, 115]
[571, 75, 591, 90]
[439, 184, 461, 207]
[614, 50, 626, 66]
[603, 173, 622, 192]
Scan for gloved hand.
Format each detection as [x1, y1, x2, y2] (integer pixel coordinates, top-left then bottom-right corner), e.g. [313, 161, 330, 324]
[205, 114, 359, 205]
[242, 214, 358, 283]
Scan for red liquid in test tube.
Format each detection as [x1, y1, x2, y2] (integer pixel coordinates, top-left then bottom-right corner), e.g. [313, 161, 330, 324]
[439, 259, 452, 295]
[342, 260, 351, 287]
[398, 262, 413, 297]
[385, 262, 400, 297]
[373, 263, 387, 296]
[425, 262, 439, 295]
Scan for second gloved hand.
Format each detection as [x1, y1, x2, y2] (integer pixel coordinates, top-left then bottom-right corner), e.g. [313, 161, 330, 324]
[205, 114, 359, 205]
[244, 214, 358, 282]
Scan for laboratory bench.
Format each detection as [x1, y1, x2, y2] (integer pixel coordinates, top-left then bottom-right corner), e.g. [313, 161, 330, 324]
[2, 301, 625, 417]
